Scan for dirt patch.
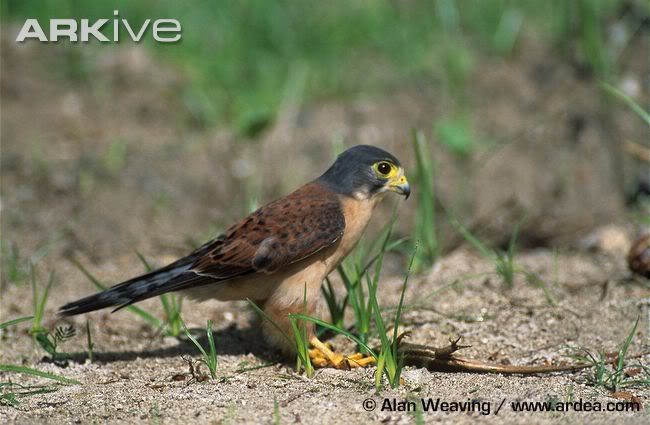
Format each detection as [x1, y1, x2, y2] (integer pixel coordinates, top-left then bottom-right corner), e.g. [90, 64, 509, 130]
[1, 248, 649, 424]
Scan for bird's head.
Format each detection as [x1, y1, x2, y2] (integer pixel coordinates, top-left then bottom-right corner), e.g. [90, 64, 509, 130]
[318, 145, 410, 201]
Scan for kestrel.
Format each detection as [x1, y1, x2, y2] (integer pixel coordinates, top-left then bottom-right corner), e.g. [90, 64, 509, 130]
[60, 145, 410, 368]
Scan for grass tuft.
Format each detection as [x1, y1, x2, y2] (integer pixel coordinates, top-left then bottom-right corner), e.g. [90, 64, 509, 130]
[33, 325, 76, 363]
[29, 265, 54, 336]
[288, 285, 314, 378]
[450, 217, 557, 304]
[0, 315, 80, 406]
[412, 131, 440, 271]
[451, 217, 519, 288]
[571, 317, 646, 391]
[183, 319, 218, 380]
[27, 266, 77, 361]
[292, 245, 417, 392]
[367, 244, 416, 391]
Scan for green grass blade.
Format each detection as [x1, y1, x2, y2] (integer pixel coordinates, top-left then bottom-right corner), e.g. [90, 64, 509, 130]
[30, 266, 38, 322]
[0, 365, 80, 385]
[289, 317, 313, 377]
[0, 316, 33, 330]
[321, 277, 345, 328]
[134, 250, 153, 272]
[366, 218, 395, 348]
[367, 275, 388, 349]
[391, 248, 417, 352]
[368, 279, 389, 349]
[183, 319, 218, 378]
[159, 295, 171, 317]
[31, 267, 54, 333]
[289, 314, 377, 359]
[300, 285, 313, 376]
[182, 321, 209, 360]
[287, 284, 314, 377]
[450, 218, 496, 260]
[524, 272, 557, 306]
[614, 316, 640, 389]
[246, 299, 292, 344]
[273, 397, 281, 425]
[493, 8, 523, 55]
[206, 320, 217, 362]
[601, 82, 650, 126]
[375, 352, 386, 392]
[205, 320, 218, 377]
[337, 264, 353, 289]
[412, 130, 439, 266]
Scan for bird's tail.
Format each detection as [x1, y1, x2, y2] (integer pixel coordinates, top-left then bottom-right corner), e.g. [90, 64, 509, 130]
[59, 258, 206, 316]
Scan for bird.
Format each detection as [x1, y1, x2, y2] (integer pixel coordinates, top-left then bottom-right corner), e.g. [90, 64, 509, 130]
[59, 145, 410, 369]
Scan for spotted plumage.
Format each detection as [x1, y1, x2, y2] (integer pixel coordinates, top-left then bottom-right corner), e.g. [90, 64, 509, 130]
[194, 183, 345, 277]
[60, 145, 410, 366]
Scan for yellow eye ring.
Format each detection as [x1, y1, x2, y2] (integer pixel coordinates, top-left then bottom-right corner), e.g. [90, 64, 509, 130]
[373, 161, 396, 178]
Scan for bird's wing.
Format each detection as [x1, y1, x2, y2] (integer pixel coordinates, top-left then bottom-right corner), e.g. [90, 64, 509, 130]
[59, 182, 345, 316]
[191, 181, 345, 277]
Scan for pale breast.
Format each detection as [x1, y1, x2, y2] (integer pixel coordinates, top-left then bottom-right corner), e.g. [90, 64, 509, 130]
[321, 194, 382, 274]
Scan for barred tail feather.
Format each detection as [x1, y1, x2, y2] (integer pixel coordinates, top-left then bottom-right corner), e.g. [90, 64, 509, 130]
[59, 260, 209, 316]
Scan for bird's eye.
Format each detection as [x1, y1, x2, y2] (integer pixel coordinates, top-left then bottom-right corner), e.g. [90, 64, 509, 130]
[376, 162, 392, 175]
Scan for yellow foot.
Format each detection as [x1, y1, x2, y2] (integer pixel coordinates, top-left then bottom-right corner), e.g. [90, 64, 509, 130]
[308, 336, 375, 369]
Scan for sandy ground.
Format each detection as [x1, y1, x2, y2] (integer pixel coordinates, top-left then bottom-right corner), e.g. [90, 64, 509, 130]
[1, 245, 649, 424]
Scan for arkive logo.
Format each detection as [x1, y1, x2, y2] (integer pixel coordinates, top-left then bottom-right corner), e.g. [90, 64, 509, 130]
[16, 10, 181, 43]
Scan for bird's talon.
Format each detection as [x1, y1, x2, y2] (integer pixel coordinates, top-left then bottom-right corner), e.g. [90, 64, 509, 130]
[346, 354, 376, 368]
[308, 336, 375, 369]
[311, 356, 328, 368]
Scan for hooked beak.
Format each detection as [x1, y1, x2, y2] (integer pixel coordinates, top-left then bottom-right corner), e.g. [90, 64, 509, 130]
[388, 174, 411, 199]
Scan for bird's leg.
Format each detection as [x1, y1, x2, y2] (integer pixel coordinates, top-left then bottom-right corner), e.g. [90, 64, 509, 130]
[308, 336, 375, 369]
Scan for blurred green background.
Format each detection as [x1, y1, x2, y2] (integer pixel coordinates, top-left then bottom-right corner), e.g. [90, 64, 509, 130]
[3, 0, 640, 135]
